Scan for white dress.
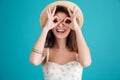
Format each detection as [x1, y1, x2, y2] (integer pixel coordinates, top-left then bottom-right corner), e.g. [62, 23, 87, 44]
[42, 48, 83, 80]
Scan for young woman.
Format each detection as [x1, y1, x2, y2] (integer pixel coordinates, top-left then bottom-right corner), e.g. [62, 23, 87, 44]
[29, 1, 91, 80]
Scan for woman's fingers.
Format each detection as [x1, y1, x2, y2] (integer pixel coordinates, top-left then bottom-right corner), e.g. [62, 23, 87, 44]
[67, 6, 78, 20]
[48, 7, 52, 16]
[47, 7, 55, 20]
[72, 6, 79, 19]
[56, 19, 63, 26]
[53, 16, 62, 23]
[47, 10, 51, 19]
[47, 10, 49, 17]
[74, 10, 79, 19]
[64, 17, 72, 24]
[73, 6, 76, 15]
[53, 16, 59, 23]
[52, 16, 63, 26]
[67, 8, 72, 17]
[62, 17, 72, 27]
[52, 6, 56, 16]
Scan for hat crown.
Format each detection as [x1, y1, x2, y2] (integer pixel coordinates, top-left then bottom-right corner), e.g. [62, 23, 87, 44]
[40, 1, 84, 28]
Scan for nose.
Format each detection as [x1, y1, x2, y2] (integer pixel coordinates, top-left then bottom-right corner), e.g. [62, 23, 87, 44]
[59, 23, 63, 27]
[59, 21, 65, 27]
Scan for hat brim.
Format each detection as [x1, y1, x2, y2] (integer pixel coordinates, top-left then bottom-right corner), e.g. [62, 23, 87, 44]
[40, 1, 84, 29]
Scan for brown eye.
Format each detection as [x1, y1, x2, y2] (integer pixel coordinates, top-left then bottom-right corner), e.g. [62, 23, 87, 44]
[53, 18, 58, 23]
[65, 19, 71, 24]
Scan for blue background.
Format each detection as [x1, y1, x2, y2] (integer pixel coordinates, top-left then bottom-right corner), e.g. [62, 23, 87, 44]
[0, 0, 120, 80]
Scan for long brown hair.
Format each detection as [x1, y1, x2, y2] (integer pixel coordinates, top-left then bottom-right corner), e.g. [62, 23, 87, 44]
[45, 5, 78, 53]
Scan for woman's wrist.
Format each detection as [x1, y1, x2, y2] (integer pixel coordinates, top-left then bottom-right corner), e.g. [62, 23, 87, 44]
[74, 27, 82, 34]
[43, 26, 50, 33]
[74, 25, 80, 32]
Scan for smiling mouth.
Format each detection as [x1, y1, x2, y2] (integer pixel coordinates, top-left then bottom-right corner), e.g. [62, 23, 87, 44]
[56, 29, 66, 33]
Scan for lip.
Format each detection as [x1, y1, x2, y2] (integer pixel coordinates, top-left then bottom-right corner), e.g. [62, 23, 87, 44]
[56, 29, 66, 34]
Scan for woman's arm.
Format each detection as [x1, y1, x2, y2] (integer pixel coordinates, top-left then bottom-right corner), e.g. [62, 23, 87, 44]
[75, 28, 92, 67]
[67, 6, 92, 67]
[29, 27, 49, 66]
[29, 6, 62, 66]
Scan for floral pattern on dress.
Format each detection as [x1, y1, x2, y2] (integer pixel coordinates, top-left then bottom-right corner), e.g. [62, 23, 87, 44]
[42, 48, 83, 80]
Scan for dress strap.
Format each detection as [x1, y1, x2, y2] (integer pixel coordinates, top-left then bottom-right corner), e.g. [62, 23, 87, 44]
[46, 48, 50, 62]
[76, 54, 79, 61]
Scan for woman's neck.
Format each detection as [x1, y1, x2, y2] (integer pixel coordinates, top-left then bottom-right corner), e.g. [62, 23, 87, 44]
[54, 38, 67, 50]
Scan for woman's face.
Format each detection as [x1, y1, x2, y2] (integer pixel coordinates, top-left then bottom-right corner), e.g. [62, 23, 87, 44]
[52, 12, 71, 39]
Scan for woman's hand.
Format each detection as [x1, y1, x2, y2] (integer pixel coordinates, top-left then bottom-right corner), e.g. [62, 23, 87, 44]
[44, 7, 62, 30]
[63, 6, 80, 31]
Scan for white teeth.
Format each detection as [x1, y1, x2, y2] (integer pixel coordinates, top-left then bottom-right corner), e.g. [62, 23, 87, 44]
[57, 30, 65, 32]
[56, 29, 65, 33]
